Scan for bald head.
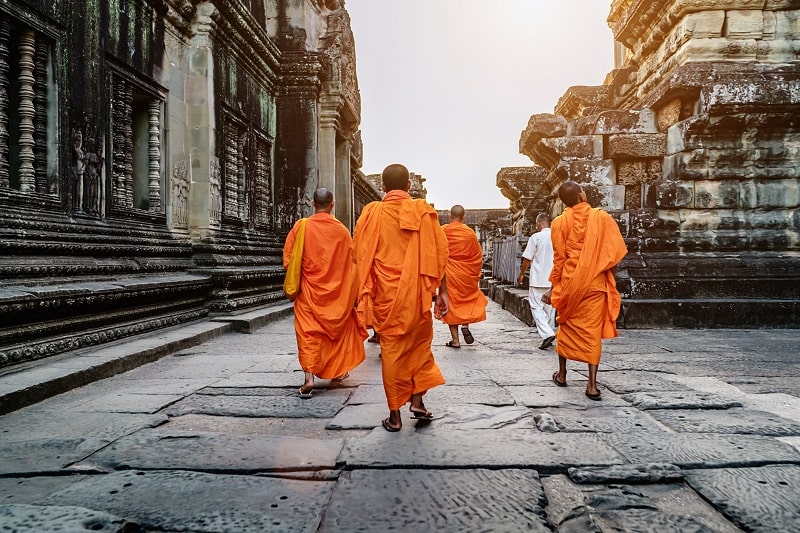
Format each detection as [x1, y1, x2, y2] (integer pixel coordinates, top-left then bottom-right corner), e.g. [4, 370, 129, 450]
[558, 181, 585, 207]
[382, 164, 410, 192]
[313, 187, 334, 213]
[449, 204, 465, 221]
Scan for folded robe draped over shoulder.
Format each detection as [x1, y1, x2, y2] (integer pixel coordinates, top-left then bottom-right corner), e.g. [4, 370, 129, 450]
[282, 212, 366, 379]
[353, 190, 448, 410]
[549, 202, 627, 365]
[441, 221, 487, 326]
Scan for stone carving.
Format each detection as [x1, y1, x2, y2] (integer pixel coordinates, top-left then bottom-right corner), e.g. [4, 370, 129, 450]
[147, 100, 161, 212]
[69, 130, 85, 214]
[0, 18, 9, 188]
[171, 160, 189, 228]
[209, 157, 222, 226]
[83, 137, 102, 216]
[16, 29, 35, 193]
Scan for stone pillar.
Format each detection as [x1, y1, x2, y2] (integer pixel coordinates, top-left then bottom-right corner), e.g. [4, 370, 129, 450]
[185, 3, 218, 236]
[335, 135, 352, 229]
[319, 96, 339, 194]
[275, 53, 322, 230]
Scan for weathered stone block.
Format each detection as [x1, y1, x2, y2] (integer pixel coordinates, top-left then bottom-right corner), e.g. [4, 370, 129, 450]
[519, 113, 569, 156]
[694, 180, 740, 208]
[752, 178, 800, 208]
[725, 10, 765, 39]
[685, 10, 726, 38]
[656, 99, 682, 131]
[594, 109, 657, 134]
[566, 159, 616, 186]
[617, 159, 662, 186]
[539, 135, 604, 162]
[654, 179, 694, 207]
[663, 151, 709, 180]
[607, 133, 666, 159]
[584, 184, 625, 211]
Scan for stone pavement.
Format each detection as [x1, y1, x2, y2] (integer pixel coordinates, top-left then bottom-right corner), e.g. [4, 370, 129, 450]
[0, 300, 799, 531]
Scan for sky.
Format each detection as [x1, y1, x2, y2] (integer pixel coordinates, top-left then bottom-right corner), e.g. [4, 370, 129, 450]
[346, 0, 615, 209]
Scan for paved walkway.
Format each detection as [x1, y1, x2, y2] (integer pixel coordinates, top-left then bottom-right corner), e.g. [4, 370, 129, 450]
[0, 300, 799, 531]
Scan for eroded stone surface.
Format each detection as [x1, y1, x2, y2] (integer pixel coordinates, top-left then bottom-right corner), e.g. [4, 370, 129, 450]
[622, 391, 742, 410]
[343, 429, 624, 471]
[507, 385, 629, 408]
[38, 470, 332, 532]
[650, 408, 800, 436]
[78, 429, 343, 472]
[599, 370, 696, 394]
[164, 390, 349, 418]
[0, 504, 135, 532]
[603, 432, 800, 468]
[686, 465, 800, 532]
[0, 475, 90, 504]
[0, 438, 97, 475]
[568, 463, 682, 484]
[323, 469, 550, 531]
[537, 406, 663, 433]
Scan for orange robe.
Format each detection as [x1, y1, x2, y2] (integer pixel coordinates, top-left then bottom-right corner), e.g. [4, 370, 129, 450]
[441, 221, 487, 326]
[282, 212, 367, 379]
[549, 202, 627, 365]
[353, 190, 449, 410]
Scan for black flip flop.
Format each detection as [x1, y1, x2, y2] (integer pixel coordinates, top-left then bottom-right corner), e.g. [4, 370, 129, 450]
[552, 372, 567, 387]
[461, 327, 474, 344]
[381, 418, 401, 432]
[446, 341, 461, 349]
[410, 408, 434, 420]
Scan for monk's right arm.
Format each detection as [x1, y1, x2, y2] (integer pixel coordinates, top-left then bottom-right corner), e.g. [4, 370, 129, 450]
[517, 258, 531, 286]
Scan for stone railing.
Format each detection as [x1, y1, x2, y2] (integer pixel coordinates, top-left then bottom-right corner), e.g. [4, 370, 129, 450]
[491, 234, 522, 284]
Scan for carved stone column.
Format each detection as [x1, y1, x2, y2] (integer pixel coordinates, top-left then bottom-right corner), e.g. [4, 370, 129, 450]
[335, 135, 352, 228]
[148, 100, 162, 212]
[17, 29, 35, 193]
[186, 2, 219, 236]
[0, 19, 9, 189]
[318, 95, 340, 196]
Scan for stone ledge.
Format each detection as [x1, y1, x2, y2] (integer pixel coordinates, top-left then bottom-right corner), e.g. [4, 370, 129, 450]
[0, 302, 293, 415]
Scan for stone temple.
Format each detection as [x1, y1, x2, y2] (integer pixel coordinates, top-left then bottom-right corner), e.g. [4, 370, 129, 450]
[0, 0, 380, 367]
[507, 0, 800, 328]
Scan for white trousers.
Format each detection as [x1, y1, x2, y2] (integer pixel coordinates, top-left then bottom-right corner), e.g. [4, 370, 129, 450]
[528, 286, 555, 340]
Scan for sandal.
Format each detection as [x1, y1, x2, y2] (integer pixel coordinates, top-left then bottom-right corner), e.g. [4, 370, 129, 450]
[297, 387, 313, 399]
[409, 407, 434, 420]
[381, 417, 401, 432]
[552, 372, 567, 387]
[461, 326, 474, 345]
[446, 341, 461, 349]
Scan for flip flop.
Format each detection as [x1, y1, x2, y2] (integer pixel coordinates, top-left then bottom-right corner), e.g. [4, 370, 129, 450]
[461, 327, 474, 345]
[381, 417, 401, 432]
[446, 341, 461, 349]
[297, 387, 313, 399]
[585, 390, 602, 401]
[410, 408, 434, 420]
[552, 372, 567, 387]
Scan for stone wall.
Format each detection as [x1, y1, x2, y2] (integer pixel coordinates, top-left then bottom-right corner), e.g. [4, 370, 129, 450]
[0, 0, 362, 366]
[515, 0, 800, 327]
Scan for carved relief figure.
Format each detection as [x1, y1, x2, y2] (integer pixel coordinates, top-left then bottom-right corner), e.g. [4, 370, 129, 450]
[83, 137, 102, 216]
[69, 130, 85, 213]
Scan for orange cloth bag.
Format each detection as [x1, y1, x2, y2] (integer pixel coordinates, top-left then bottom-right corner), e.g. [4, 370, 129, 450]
[283, 218, 307, 300]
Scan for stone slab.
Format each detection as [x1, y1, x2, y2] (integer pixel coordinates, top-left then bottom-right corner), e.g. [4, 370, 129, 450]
[343, 429, 624, 471]
[66, 392, 186, 414]
[209, 371, 310, 388]
[0, 410, 166, 444]
[0, 438, 93, 475]
[38, 469, 332, 532]
[686, 465, 800, 532]
[602, 432, 800, 468]
[621, 390, 743, 410]
[77, 429, 343, 472]
[328, 404, 533, 431]
[423, 384, 516, 406]
[568, 463, 683, 484]
[0, 504, 134, 532]
[0, 475, 90, 504]
[480, 364, 560, 386]
[164, 389, 349, 418]
[535, 406, 664, 433]
[649, 408, 800, 436]
[323, 469, 550, 531]
[507, 385, 630, 408]
[432, 365, 495, 385]
[597, 370, 697, 394]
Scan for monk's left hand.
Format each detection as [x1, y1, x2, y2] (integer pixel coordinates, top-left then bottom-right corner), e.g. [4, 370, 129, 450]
[434, 293, 449, 319]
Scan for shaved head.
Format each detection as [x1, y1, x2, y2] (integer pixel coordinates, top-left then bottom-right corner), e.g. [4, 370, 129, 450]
[558, 181, 584, 207]
[313, 187, 333, 207]
[449, 205, 465, 220]
[382, 164, 410, 192]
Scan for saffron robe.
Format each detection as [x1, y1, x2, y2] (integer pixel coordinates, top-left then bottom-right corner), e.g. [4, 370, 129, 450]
[441, 220, 487, 326]
[283, 212, 367, 378]
[353, 190, 448, 410]
[549, 202, 627, 365]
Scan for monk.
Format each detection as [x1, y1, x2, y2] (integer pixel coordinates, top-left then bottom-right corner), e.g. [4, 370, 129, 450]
[440, 204, 488, 348]
[542, 181, 627, 401]
[282, 188, 367, 398]
[353, 163, 449, 432]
